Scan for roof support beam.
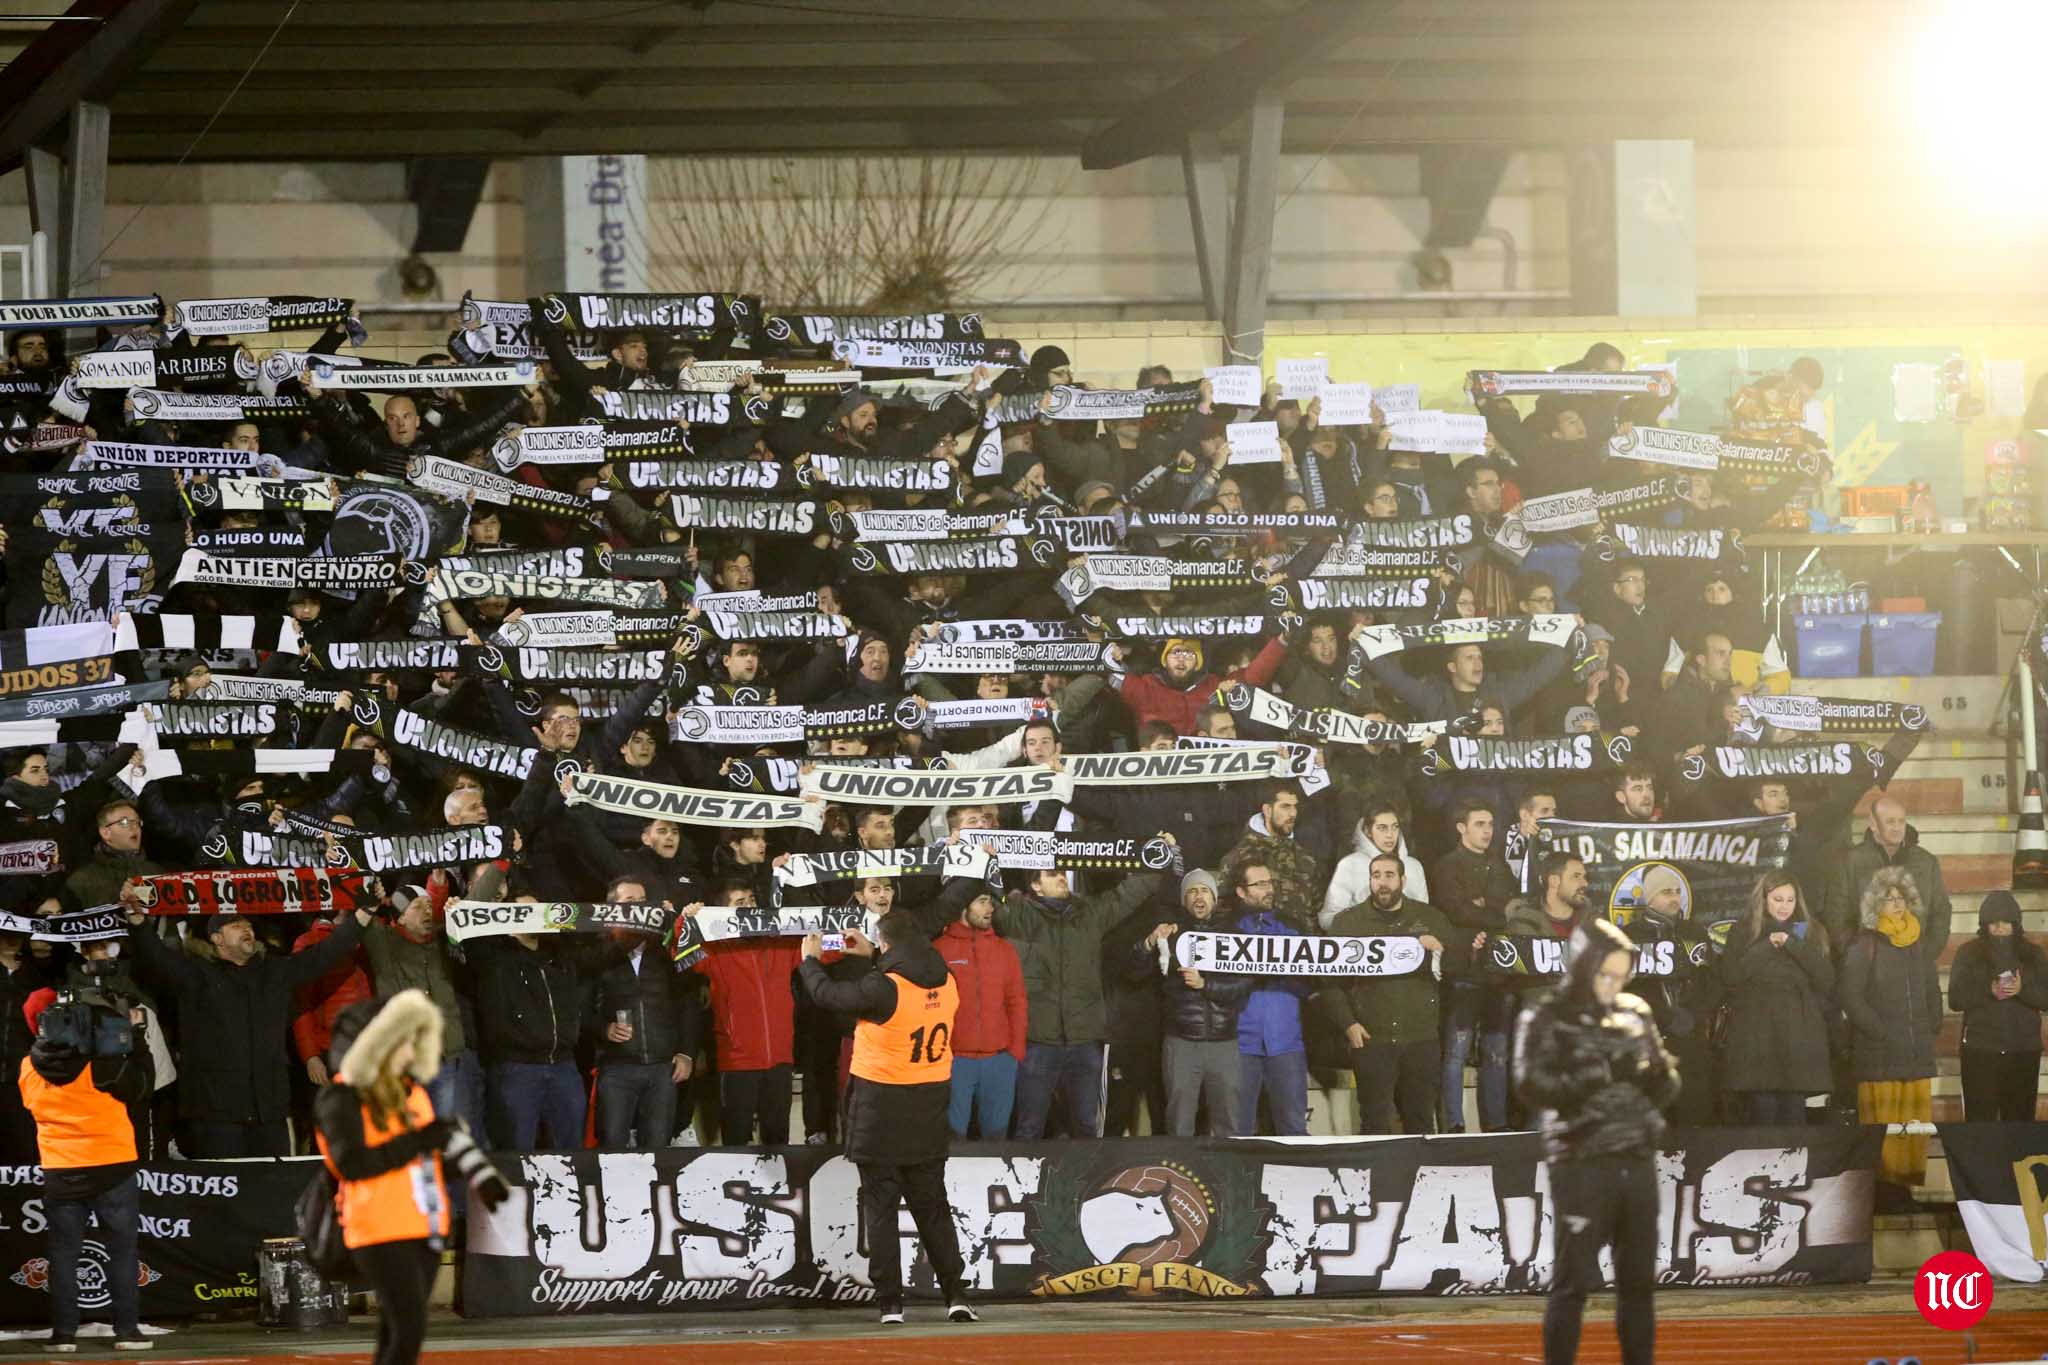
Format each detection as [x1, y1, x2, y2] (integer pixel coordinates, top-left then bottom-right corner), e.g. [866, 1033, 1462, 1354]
[60, 100, 109, 297]
[0, 0, 194, 173]
[1078, 0, 1374, 170]
[406, 157, 492, 255]
[1180, 129, 1229, 321]
[1220, 87, 1282, 362]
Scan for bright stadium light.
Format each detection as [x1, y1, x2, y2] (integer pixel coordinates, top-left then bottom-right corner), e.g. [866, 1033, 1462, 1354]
[1912, 0, 2048, 215]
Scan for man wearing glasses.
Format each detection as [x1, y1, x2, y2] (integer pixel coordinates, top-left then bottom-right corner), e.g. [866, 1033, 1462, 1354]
[1230, 861, 1311, 1136]
[63, 802, 163, 910]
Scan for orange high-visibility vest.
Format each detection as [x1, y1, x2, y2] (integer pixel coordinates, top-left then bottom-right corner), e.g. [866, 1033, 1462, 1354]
[17, 1057, 136, 1169]
[850, 972, 958, 1085]
[316, 1078, 449, 1250]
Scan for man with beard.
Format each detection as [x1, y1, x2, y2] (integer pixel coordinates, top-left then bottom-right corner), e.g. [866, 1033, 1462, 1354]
[1656, 629, 1733, 763]
[1133, 870, 1253, 1136]
[1230, 860, 1311, 1136]
[1320, 852, 1461, 1134]
[1223, 780, 1324, 935]
[1277, 617, 1352, 712]
[1506, 851, 1593, 941]
[1108, 633, 1288, 736]
[769, 387, 880, 461]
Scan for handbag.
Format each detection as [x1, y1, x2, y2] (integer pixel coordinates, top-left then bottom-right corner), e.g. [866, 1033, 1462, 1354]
[294, 1166, 350, 1278]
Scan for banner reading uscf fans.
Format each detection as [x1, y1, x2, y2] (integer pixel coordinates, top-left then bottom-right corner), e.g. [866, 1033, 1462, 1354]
[0, 1160, 307, 1323]
[459, 1129, 1876, 1315]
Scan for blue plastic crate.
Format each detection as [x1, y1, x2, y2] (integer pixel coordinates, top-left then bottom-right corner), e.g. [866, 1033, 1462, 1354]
[1794, 613, 1866, 678]
[1869, 612, 1941, 677]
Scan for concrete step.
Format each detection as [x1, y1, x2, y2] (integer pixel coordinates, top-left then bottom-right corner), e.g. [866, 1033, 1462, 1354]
[1863, 731, 2018, 816]
[1791, 673, 2009, 720]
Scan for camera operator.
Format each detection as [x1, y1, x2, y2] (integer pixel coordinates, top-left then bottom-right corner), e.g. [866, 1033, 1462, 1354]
[18, 984, 153, 1352]
[65, 935, 176, 1160]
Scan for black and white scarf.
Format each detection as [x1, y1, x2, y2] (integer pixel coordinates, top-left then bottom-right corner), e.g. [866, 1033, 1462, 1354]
[974, 829, 1178, 872]
[309, 639, 460, 672]
[1038, 381, 1203, 422]
[1595, 523, 1738, 562]
[846, 537, 1059, 577]
[764, 311, 985, 346]
[405, 455, 599, 525]
[1286, 576, 1440, 612]
[172, 550, 398, 592]
[670, 699, 898, 746]
[801, 453, 956, 497]
[0, 295, 161, 330]
[566, 769, 824, 831]
[1675, 741, 1891, 785]
[115, 614, 302, 655]
[172, 294, 353, 336]
[444, 898, 678, 944]
[664, 494, 824, 537]
[1348, 613, 1579, 662]
[618, 459, 788, 493]
[774, 843, 996, 890]
[1419, 732, 1634, 778]
[0, 678, 166, 724]
[831, 338, 1022, 371]
[77, 440, 282, 476]
[1735, 693, 1928, 736]
[490, 424, 607, 470]
[126, 391, 309, 422]
[1218, 682, 1444, 746]
[535, 291, 757, 336]
[802, 764, 1074, 807]
[1468, 369, 1675, 399]
[699, 607, 850, 641]
[1305, 543, 1455, 580]
[1055, 554, 1263, 607]
[350, 696, 542, 781]
[310, 361, 533, 391]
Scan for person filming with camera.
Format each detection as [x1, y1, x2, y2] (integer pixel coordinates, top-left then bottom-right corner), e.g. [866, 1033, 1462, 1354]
[19, 977, 155, 1352]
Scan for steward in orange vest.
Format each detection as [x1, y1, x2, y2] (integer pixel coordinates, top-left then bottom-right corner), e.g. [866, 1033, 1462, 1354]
[799, 911, 975, 1326]
[19, 989, 153, 1351]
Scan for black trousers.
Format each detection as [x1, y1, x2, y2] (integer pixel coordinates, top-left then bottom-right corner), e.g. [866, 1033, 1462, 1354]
[1349, 1038, 1439, 1135]
[1546, 1153, 1657, 1365]
[1103, 1037, 1165, 1137]
[1729, 1089, 1809, 1125]
[719, 1065, 792, 1145]
[1961, 1048, 2042, 1122]
[859, 1156, 966, 1306]
[352, 1239, 439, 1365]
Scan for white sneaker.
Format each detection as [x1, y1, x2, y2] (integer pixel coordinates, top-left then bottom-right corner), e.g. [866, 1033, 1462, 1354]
[878, 1301, 905, 1325]
[669, 1126, 702, 1148]
[947, 1301, 979, 1323]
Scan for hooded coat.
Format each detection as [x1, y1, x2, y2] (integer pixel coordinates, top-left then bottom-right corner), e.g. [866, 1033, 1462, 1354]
[1826, 824, 1951, 964]
[1947, 890, 2048, 1055]
[1836, 868, 1944, 1082]
[1511, 918, 1680, 1163]
[798, 934, 956, 1164]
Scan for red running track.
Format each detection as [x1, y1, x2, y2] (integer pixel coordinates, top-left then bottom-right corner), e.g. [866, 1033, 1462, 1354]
[110, 1311, 2048, 1364]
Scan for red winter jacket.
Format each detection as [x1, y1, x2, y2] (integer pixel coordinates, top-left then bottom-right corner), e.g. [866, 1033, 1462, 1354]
[1113, 634, 1288, 735]
[690, 937, 801, 1072]
[290, 916, 372, 1065]
[936, 920, 1027, 1061]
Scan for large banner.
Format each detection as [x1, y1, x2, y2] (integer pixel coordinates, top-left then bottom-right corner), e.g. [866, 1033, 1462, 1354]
[1531, 815, 1793, 941]
[0, 1160, 311, 1322]
[1945, 1122, 2048, 1283]
[460, 1129, 1877, 1315]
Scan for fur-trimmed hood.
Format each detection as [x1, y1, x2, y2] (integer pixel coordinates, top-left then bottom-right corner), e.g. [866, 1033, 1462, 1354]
[1858, 866, 1922, 931]
[338, 989, 443, 1087]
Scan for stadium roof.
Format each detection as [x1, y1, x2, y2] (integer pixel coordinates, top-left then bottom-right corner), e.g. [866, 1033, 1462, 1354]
[0, 0, 1931, 168]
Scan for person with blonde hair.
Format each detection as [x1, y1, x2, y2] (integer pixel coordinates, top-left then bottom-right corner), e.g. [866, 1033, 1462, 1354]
[313, 991, 507, 1365]
[1719, 870, 1834, 1125]
[1837, 868, 1943, 1189]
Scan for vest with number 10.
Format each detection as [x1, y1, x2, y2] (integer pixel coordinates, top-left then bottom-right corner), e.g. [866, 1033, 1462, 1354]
[852, 973, 960, 1084]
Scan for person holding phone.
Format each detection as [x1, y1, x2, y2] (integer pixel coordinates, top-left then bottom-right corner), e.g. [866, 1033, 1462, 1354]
[1949, 890, 2048, 1121]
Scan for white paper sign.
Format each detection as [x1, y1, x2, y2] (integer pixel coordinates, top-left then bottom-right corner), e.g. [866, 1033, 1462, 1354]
[1317, 381, 1374, 426]
[1892, 363, 1939, 423]
[1225, 420, 1283, 465]
[1373, 383, 1420, 416]
[1989, 359, 2027, 419]
[1204, 365, 1262, 408]
[1386, 410, 1487, 456]
[1275, 356, 1328, 400]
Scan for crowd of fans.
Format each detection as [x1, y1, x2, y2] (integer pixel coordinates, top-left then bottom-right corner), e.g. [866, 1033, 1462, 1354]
[0, 302, 2039, 1185]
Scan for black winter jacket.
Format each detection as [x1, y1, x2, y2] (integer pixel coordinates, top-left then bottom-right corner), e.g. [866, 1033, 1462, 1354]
[589, 940, 699, 1068]
[1949, 923, 2048, 1056]
[1127, 911, 1252, 1042]
[126, 911, 365, 1125]
[798, 936, 955, 1164]
[469, 937, 590, 1066]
